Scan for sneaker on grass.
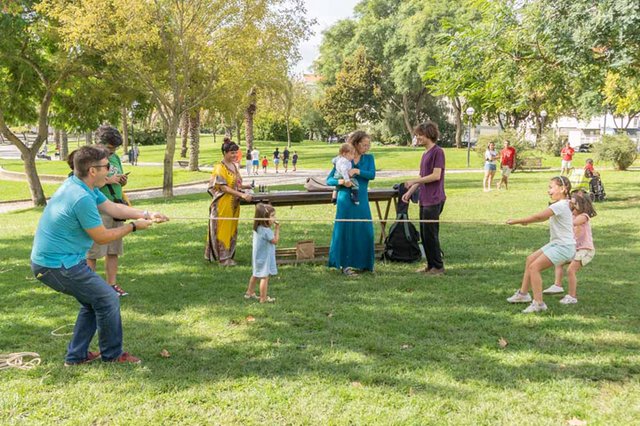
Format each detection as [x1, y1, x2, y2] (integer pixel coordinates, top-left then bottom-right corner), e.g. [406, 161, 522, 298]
[522, 301, 548, 313]
[559, 295, 578, 305]
[543, 284, 564, 294]
[507, 290, 532, 303]
[111, 284, 128, 297]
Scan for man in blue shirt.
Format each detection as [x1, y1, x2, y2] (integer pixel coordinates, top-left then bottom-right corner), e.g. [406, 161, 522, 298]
[31, 145, 169, 366]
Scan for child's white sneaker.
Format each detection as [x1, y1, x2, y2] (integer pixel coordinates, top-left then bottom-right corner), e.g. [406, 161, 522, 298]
[507, 290, 532, 303]
[522, 301, 548, 313]
[559, 295, 578, 305]
[543, 284, 564, 294]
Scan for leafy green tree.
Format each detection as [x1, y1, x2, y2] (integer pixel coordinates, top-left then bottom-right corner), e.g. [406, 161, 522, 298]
[319, 47, 384, 133]
[603, 71, 640, 130]
[0, 1, 98, 205]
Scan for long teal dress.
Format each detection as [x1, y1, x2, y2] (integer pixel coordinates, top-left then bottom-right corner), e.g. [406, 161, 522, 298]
[326, 153, 376, 271]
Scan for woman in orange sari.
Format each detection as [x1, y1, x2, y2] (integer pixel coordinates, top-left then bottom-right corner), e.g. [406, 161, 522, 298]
[205, 139, 253, 266]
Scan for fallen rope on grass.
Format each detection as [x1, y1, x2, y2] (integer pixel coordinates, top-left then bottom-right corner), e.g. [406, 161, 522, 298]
[0, 352, 41, 371]
[51, 324, 75, 337]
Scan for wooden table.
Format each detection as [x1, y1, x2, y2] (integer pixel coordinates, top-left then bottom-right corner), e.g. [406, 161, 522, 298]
[241, 188, 398, 244]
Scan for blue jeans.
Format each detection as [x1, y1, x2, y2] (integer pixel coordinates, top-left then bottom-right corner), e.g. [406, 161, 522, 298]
[31, 260, 123, 363]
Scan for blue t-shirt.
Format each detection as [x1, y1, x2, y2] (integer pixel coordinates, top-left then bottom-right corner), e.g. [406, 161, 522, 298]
[31, 176, 107, 268]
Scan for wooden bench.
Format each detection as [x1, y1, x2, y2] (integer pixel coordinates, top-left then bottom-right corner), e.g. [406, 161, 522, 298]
[276, 244, 385, 265]
[519, 157, 543, 170]
[177, 160, 189, 168]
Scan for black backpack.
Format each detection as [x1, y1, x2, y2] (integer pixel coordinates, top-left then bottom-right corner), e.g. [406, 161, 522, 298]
[382, 212, 421, 262]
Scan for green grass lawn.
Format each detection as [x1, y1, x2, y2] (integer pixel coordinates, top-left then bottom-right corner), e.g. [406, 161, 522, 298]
[0, 160, 211, 202]
[2, 136, 633, 203]
[139, 136, 607, 170]
[1, 171, 639, 424]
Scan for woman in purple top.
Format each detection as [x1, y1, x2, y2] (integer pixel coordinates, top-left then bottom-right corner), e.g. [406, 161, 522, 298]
[402, 121, 446, 275]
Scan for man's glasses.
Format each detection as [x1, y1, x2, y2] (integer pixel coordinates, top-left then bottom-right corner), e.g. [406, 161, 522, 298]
[91, 164, 110, 170]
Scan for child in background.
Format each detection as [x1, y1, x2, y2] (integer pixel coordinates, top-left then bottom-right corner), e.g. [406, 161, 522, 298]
[261, 156, 268, 174]
[506, 176, 576, 313]
[543, 190, 596, 304]
[331, 143, 359, 205]
[245, 203, 280, 303]
[292, 151, 298, 171]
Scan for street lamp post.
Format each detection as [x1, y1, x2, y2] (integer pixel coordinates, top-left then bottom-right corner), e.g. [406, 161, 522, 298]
[466, 107, 475, 168]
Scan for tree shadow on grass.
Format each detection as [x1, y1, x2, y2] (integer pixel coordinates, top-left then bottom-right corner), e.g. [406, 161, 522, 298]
[2, 214, 639, 395]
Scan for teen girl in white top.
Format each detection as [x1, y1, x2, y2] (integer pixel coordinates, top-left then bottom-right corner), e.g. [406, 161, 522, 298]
[505, 176, 576, 313]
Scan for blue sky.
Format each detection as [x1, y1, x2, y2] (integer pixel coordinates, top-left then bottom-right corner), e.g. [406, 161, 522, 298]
[295, 0, 360, 74]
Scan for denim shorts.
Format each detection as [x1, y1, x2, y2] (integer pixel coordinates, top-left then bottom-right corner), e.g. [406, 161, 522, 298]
[252, 160, 259, 166]
[484, 162, 497, 171]
[541, 242, 576, 266]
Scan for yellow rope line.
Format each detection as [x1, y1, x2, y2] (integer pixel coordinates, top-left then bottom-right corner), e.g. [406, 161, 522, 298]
[167, 217, 530, 225]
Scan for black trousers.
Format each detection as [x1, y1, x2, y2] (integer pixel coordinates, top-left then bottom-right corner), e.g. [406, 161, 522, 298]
[419, 201, 445, 270]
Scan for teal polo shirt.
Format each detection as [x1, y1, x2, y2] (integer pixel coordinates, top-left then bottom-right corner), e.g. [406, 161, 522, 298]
[31, 175, 108, 268]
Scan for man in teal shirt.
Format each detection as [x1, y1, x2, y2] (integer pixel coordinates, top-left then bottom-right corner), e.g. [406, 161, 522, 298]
[87, 126, 130, 296]
[31, 145, 168, 365]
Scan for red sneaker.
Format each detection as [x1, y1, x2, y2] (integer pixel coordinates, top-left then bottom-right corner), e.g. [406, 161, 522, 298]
[111, 284, 129, 297]
[64, 351, 101, 366]
[111, 352, 142, 364]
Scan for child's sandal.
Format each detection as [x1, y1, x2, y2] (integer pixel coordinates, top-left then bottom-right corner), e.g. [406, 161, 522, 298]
[244, 293, 258, 300]
[260, 296, 276, 303]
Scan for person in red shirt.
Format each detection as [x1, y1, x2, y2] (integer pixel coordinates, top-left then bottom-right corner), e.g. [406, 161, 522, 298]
[560, 142, 575, 175]
[498, 140, 516, 190]
[261, 156, 268, 174]
[584, 158, 598, 178]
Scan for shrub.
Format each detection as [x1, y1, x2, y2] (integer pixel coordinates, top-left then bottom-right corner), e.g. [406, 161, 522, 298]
[537, 131, 566, 156]
[475, 129, 533, 170]
[132, 129, 166, 145]
[593, 134, 638, 170]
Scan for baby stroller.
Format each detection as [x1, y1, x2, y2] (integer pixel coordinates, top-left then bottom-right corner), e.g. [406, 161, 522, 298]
[588, 173, 606, 202]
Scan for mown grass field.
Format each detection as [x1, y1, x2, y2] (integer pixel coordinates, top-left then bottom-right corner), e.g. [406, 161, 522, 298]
[136, 136, 605, 170]
[1, 170, 639, 424]
[1, 136, 624, 202]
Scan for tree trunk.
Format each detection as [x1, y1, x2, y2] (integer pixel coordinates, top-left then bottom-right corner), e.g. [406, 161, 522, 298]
[180, 112, 189, 158]
[236, 120, 241, 146]
[0, 87, 53, 206]
[23, 153, 47, 206]
[453, 97, 463, 149]
[535, 115, 543, 146]
[188, 109, 200, 171]
[54, 129, 61, 153]
[85, 131, 93, 145]
[121, 106, 129, 156]
[244, 87, 257, 152]
[286, 115, 291, 148]
[401, 93, 414, 144]
[163, 119, 179, 198]
[60, 129, 69, 161]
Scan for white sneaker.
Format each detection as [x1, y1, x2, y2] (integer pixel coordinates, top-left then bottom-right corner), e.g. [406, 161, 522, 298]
[543, 284, 564, 294]
[507, 290, 532, 303]
[522, 301, 548, 313]
[559, 295, 578, 305]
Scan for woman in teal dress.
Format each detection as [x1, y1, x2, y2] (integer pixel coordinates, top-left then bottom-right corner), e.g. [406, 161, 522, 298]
[326, 131, 376, 275]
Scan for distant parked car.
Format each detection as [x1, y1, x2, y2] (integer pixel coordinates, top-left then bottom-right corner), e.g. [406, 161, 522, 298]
[578, 143, 592, 153]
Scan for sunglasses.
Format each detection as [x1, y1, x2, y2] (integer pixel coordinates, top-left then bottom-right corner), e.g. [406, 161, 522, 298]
[91, 164, 110, 170]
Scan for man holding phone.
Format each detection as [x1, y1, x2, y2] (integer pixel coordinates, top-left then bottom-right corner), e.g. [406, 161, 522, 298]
[87, 126, 133, 297]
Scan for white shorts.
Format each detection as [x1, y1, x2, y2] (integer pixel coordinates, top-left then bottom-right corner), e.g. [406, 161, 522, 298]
[574, 249, 595, 266]
[501, 166, 512, 177]
[561, 160, 572, 169]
